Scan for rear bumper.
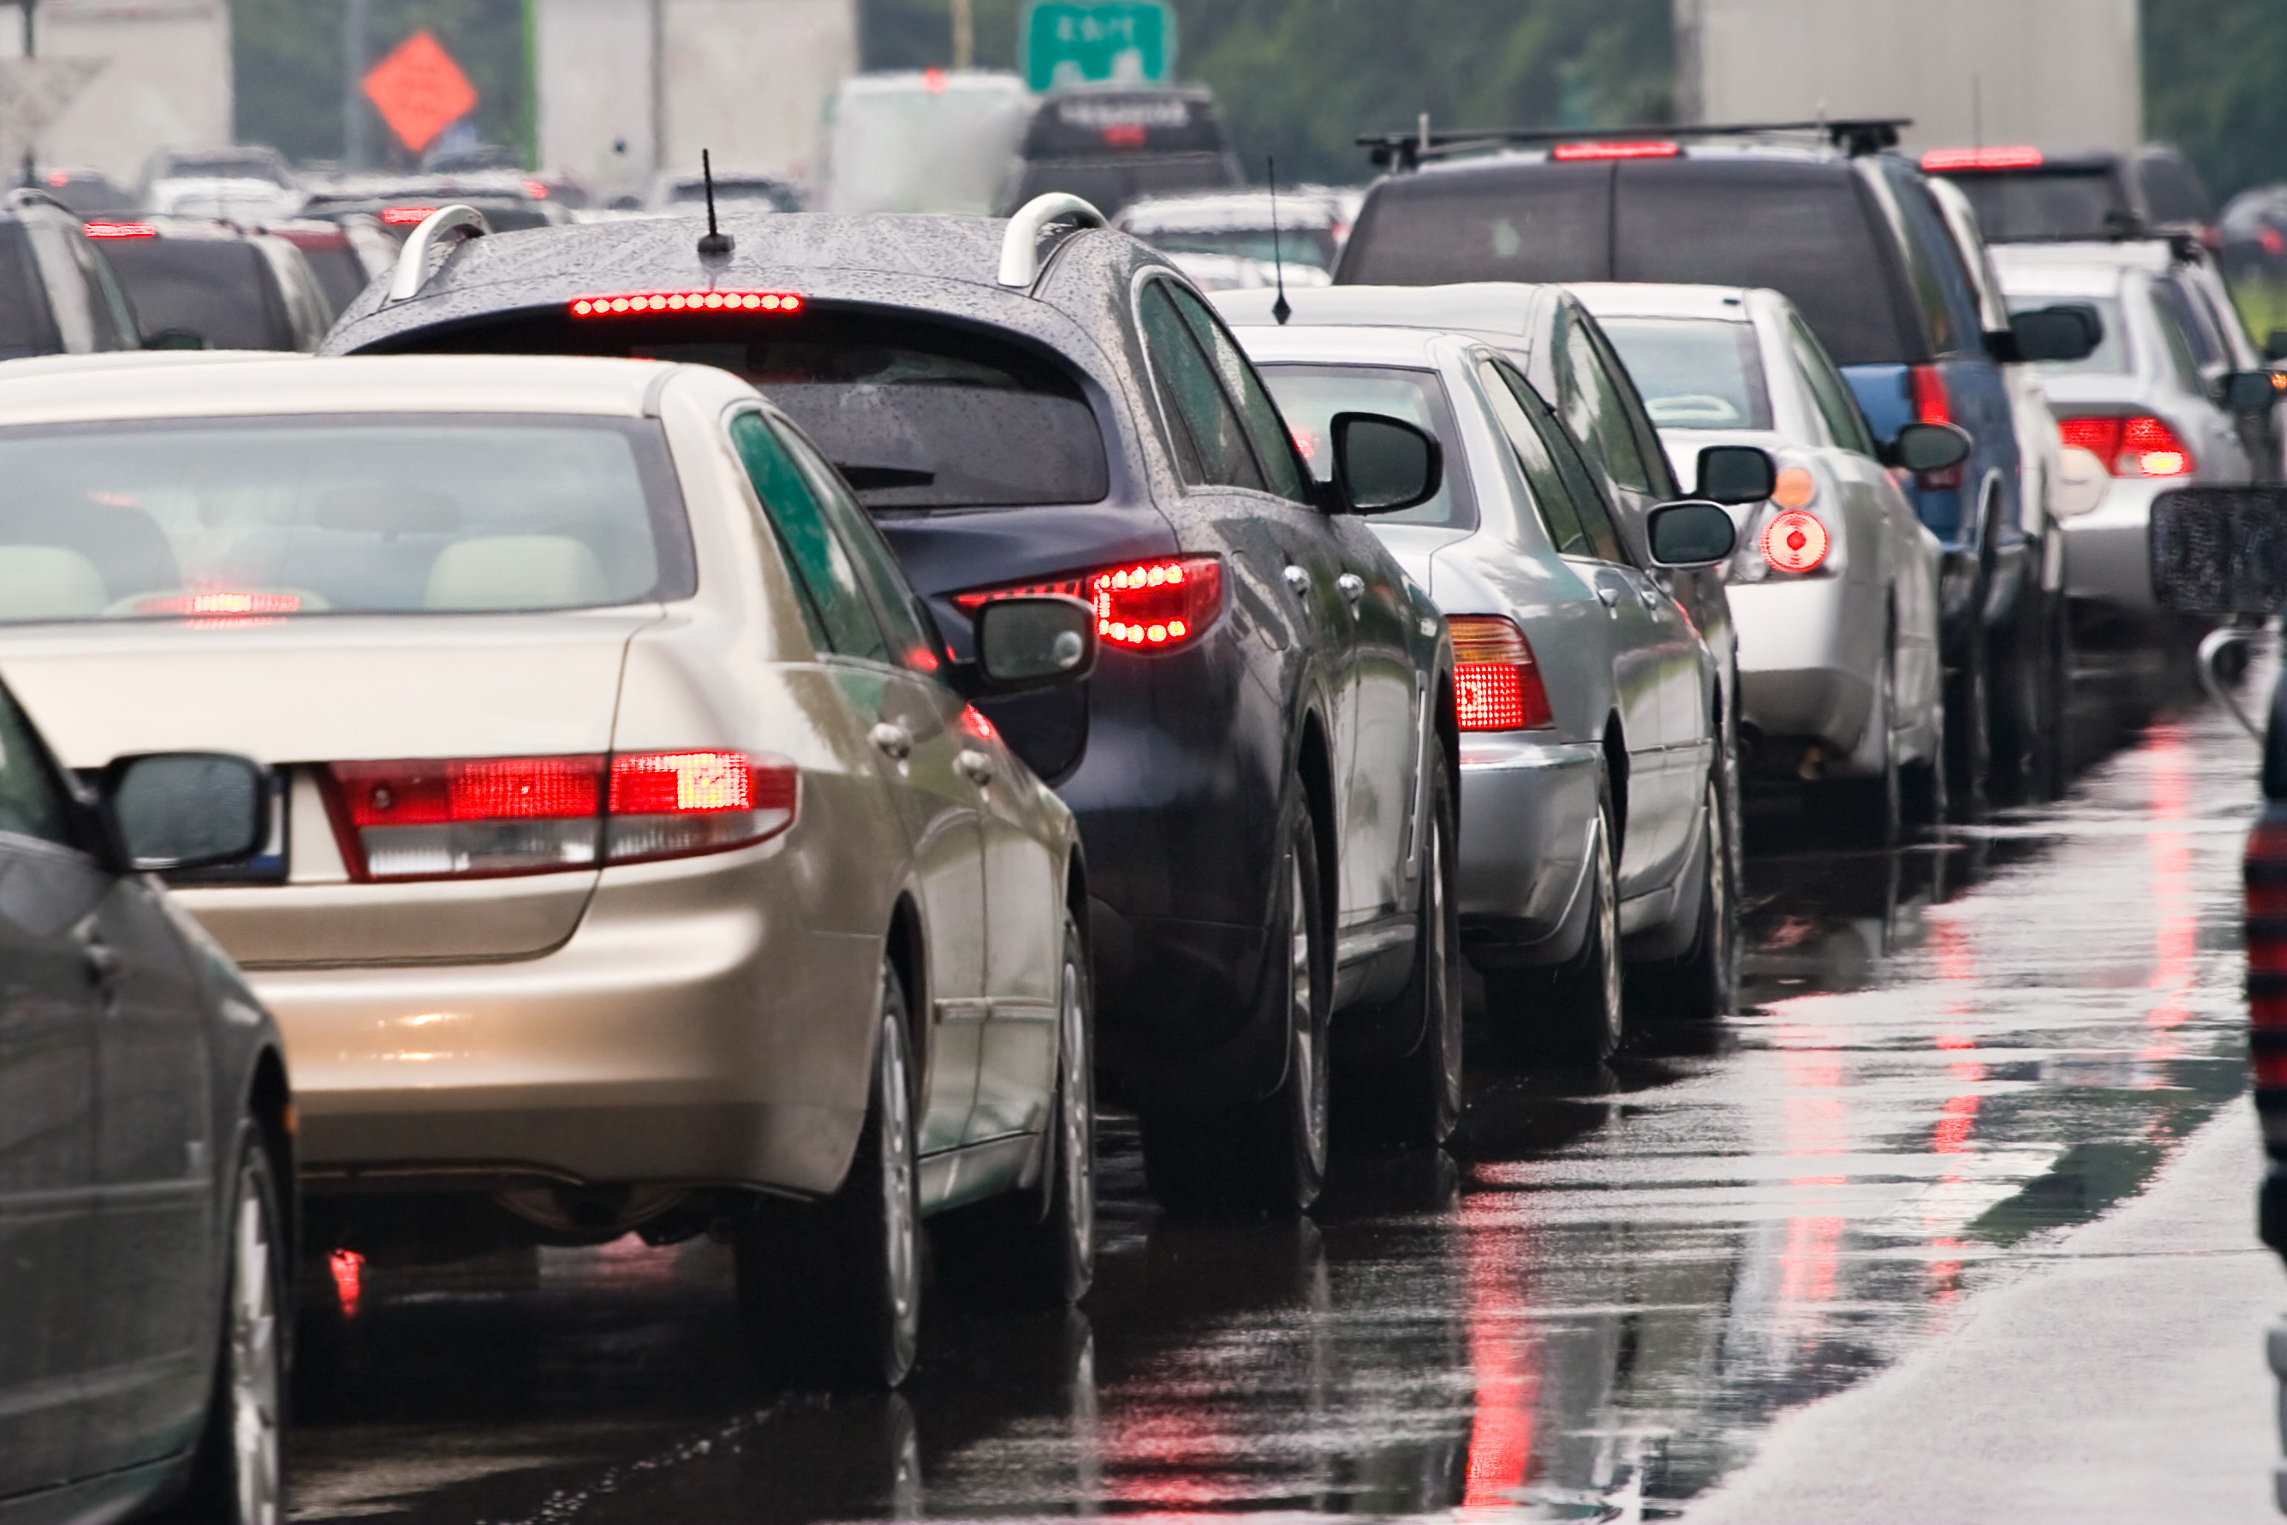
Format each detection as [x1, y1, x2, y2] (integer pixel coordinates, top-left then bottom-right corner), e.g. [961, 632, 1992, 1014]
[2063, 476, 2169, 612]
[1731, 578, 1876, 761]
[1455, 733, 1600, 970]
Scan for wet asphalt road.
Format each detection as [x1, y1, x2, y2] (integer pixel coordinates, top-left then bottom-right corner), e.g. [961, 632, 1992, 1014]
[283, 644, 2263, 1523]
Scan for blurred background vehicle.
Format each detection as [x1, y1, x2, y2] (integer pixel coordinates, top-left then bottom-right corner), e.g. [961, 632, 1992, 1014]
[137, 143, 304, 223]
[646, 168, 803, 215]
[0, 683, 290, 1524]
[1116, 186, 1361, 273]
[241, 215, 397, 317]
[85, 218, 335, 351]
[298, 173, 568, 238]
[22, 167, 135, 218]
[825, 70, 1032, 214]
[1238, 321, 1747, 1056]
[1576, 281, 1949, 844]
[1919, 144, 2215, 244]
[0, 190, 140, 359]
[998, 85, 1242, 217]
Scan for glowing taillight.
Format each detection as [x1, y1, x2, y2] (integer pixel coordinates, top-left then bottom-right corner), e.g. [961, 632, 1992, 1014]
[568, 290, 803, 317]
[1103, 123, 1148, 149]
[952, 556, 1224, 652]
[322, 751, 796, 881]
[1450, 615, 1554, 732]
[2057, 415, 2194, 478]
[523, 179, 549, 199]
[1910, 364, 1952, 426]
[1771, 467, 1817, 509]
[1762, 510, 1830, 574]
[133, 591, 302, 617]
[380, 206, 437, 225]
[84, 221, 157, 239]
[1551, 140, 1679, 161]
[1921, 146, 2044, 172]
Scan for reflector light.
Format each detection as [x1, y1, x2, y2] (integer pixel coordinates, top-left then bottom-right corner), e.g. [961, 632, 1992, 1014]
[2057, 415, 2194, 478]
[1771, 467, 1817, 509]
[44, 170, 67, 187]
[952, 556, 1224, 652]
[1551, 140, 1679, 161]
[1102, 123, 1148, 149]
[1450, 615, 1554, 732]
[1921, 146, 2045, 172]
[1762, 511, 1829, 574]
[380, 206, 437, 225]
[83, 221, 157, 239]
[133, 590, 301, 616]
[568, 290, 804, 317]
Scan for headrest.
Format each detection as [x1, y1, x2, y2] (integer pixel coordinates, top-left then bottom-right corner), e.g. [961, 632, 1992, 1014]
[424, 535, 610, 611]
[0, 545, 107, 619]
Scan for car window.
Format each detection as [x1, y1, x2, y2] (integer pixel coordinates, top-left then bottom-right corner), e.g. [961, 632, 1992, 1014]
[1556, 308, 1655, 497]
[1477, 358, 1587, 555]
[71, 235, 136, 350]
[731, 410, 890, 664]
[1787, 315, 1878, 456]
[1165, 282, 1310, 502]
[1885, 175, 1973, 356]
[1488, 358, 1626, 562]
[2138, 155, 2211, 225]
[0, 686, 76, 847]
[1137, 278, 1266, 491]
[1945, 168, 2130, 241]
[0, 223, 58, 357]
[2154, 278, 2221, 369]
[2147, 285, 2208, 394]
[1581, 315, 1680, 497]
[103, 238, 294, 349]
[1596, 316, 1774, 432]
[1338, 161, 1612, 285]
[770, 417, 948, 676]
[1254, 363, 1478, 530]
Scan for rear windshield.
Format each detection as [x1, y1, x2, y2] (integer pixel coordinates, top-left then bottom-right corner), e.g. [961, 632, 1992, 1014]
[661, 179, 798, 212]
[407, 309, 1111, 512]
[1946, 169, 2128, 241]
[1254, 363, 1476, 530]
[2007, 293, 2128, 375]
[101, 239, 292, 350]
[0, 224, 56, 358]
[1338, 161, 1610, 285]
[1596, 318, 1774, 430]
[0, 415, 692, 623]
[2137, 156, 2211, 225]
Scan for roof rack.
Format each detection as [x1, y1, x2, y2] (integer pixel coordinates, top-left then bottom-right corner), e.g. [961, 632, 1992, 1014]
[998, 192, 1107, 289]
[384, 204, 490, 306]
[1357, 118, 1912, 173]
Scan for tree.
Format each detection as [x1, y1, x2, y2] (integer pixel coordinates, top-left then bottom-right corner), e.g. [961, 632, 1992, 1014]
[2144, 0, 2287, 203]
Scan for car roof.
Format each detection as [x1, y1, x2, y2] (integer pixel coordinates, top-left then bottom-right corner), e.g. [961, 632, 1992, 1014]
[1403, 139, 1850, 183]
[1566, 281, 1758, 321]
[1232, 323, 1461, 367]
[1215, 281, 1554, 338]
[1989, 238, 2184, 274]
[0, 353, 682, 425]
[1118, 189, 1347, 231]
[1986, 249, 2133, 297]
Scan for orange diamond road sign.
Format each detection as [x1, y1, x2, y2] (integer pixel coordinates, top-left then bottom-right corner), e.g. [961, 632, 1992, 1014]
[362, 30, 477, 155]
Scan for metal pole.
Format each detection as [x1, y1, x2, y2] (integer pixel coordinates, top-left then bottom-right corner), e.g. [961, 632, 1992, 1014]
[343, 0, 369, 169]
[952, 0, 973, 70]
[21, 0, 36, 187]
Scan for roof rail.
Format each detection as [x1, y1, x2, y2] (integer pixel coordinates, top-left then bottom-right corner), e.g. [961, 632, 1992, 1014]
[998, 193, 1108, 288]
[385, 203, 490, 305]
[1358, 118, 1912, 172]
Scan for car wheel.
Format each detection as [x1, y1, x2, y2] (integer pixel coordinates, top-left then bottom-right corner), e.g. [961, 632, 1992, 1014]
[1485, 779, 1622, 1066]
[735, 961, 922, 1387]
[1631, 775, 1736, 1025]
[2041, 585, 2074, 797]
[159, 1129, 286, 1525]
[935, 911, 1096, 1306]
[1945, 628, 1990, 824]
[1987, 607, 2041, 807]
[1141, 794, 1329, 1214]
[1346, 737, 1461, 1147]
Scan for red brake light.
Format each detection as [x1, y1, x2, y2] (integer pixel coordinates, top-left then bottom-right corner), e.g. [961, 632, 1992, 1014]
[1102, 123, 1148, 150]
[1909, 364, 1952, 426]
[1762, 510, 1830, 574]
[84, 221, 157, 239]
[522, 178, 549, 199]
[569, 290, 803, 317]
[1450, 615, 1554, 732]
[132, 591, 301, 617]
[380, 206, 437, 225]
[1921, 146, 2044, 172]
[2058, 415, 2193, 478]
[952, 556, 1224, 652]
[1551, 140, 1679, 162]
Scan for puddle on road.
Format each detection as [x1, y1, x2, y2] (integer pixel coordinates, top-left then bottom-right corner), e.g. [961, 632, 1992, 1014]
[287, 698, 2264, 1523]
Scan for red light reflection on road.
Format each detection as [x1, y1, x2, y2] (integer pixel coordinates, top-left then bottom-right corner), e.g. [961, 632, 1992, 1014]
[1459, 1194, 1541, 1508]
[2143, 725, 2194, 1058]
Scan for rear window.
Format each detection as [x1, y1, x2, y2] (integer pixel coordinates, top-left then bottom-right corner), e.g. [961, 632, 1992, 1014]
[1946, 169, 2128, 241]
[2007, 293, 2128, 375]
[1254, 363, 1476, 530]
[1596, 318, 1774, 431]
[101, 239, 294, 349]
[2137, 155, 2211, 225]
[1337, 161, 1611, 285]
[0, 224, 56, 357]
[410, 309, 1110, 512]
[0, 415, 693, 622]
[1023, 93, 1228, 158]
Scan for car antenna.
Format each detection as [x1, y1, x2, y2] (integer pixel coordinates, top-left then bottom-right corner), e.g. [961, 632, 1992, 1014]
[1268, 155, 1291, 326]
[697, 148, 734, 259]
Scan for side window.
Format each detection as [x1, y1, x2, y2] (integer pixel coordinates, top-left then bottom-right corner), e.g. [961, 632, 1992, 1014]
[771, 418, 947, 676]
[1481, 356, 1618, 560]
[22, 222, 94, 352]
[1138, 280, 1265, 491]
[1165, 283, 1310, 502]
[71, 238, 134, 351]
[1788, 316, 1877, 457]
[1886, 175, 1974, 356]
[2154, 279, 2220, 369]
[1581, 316, 1678, 497]
[730, 411, 890, 663]
[1558, 310, 1654, 496]
[1497, 361, 1627, 562]
[2148, 286, 2207, 394]
[0, 689, 76, 847]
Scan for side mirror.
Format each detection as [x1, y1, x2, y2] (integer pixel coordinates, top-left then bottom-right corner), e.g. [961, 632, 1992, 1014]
[1881, 420, 1973, 473]
[1646, 500, 1738, 568]
[2220, 370, 2282, 414]
[2005, 304, 2103, 364]
[145, 327, 207, 351]
[972, 595, 1098, 694]
[98, 752, 266, 872]
[2148, 485, 2287, 614]
[1329, 411, 1442, 514]
[2265, 329, 2287, 364]
[2052, 444, 2109, 519]
[1693, 444, 1778, 505]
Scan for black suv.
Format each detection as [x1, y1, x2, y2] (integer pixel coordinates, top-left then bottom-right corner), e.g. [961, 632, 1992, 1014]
[322, 204, 1460, 1213]
[1337, 125, 2098, 806]
[998, 86, 1243, 218]
[1920, 143, 2213, 243]
[0, 190, 139, 359]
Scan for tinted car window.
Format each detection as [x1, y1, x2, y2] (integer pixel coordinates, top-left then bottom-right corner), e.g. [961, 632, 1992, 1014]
[1255, 363, 1477, 530]
[1488, 359, 1625, 561]
[770, 416, 947, 675]
[1886, 176, 1974, 355]
[102, 239, 293, 349]
[2138, 155, 2211, 225]
[1138, 279, 1266, 490]
[0, 223, 57, 356]
[1557, 309, 1655, 494]
[1610, 161, 1916, 367]
[1947, 169, 2127, 241]
[2147, 285, 2207, 393]
[1167, 283, 1309, 502]
[1787, 316, 1877, 456]
[2154, 278, 2220, 368]
[0, 686, 75, 847]
[1478, 358, 1587, 555]
[1598, 317, 1774, 431]
[1338, 161, 1611, 286]
[732, 410, 890, 663]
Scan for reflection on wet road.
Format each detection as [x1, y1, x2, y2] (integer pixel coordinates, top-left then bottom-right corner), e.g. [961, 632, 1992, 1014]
[288, 692, 2259, 1523]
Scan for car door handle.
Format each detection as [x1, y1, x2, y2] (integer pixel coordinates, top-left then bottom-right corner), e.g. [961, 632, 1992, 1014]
[1283, 564, 1312, 595]
[957, 749, 995, 787]
[869, 722, 914, 762]
[1336, 572, 1366, 606]
[1638, 587, 1664, 610]
[1595, 584, 1620, 608]
[81, 940, 119, 984]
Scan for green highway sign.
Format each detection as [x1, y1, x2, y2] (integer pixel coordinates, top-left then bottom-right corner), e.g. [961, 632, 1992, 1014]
[1021, 1, 1176, 92]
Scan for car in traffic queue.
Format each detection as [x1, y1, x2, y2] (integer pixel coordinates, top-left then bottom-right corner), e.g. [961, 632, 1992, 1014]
[0, 189, 141, 360]
[298, 172, 571, 239]
[320, 201, 1463, 1211]
[0, 685, 293, 1525]
[1335, 121, 2104, 811]
[83, 216, 335, 351]
[998, 86, 1244, 218]
[0, 352, 1104, 1390]
[1573, 282, 1956, 842]
[1115, 187, 1361, 275]
[1991, 241, 2280, 623]
[245, 215, 399, 319]
[1919, 143, 2214, 246]
[1235, 321, 1747, 1056]
[136, 143, 304, 225]
[648, 169, 803, 215]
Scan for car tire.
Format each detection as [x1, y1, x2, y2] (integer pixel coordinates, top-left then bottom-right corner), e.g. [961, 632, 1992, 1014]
[1988, 605, 2042, 807]
[1631, 774, 1736, 1026]
[2040, 585, 2073, 798]
[1345, 738, 1461, 1148]
[1901, 689, 1949, 829]
[1945, 627, 1990, 824]
[1141, 794, 1329, 1215]
[734, 962, 922, 1388]
[157, 1128, 286, 1525]
[1485, 780, 1622, 1065]
[934, 912, 1096, 1307]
